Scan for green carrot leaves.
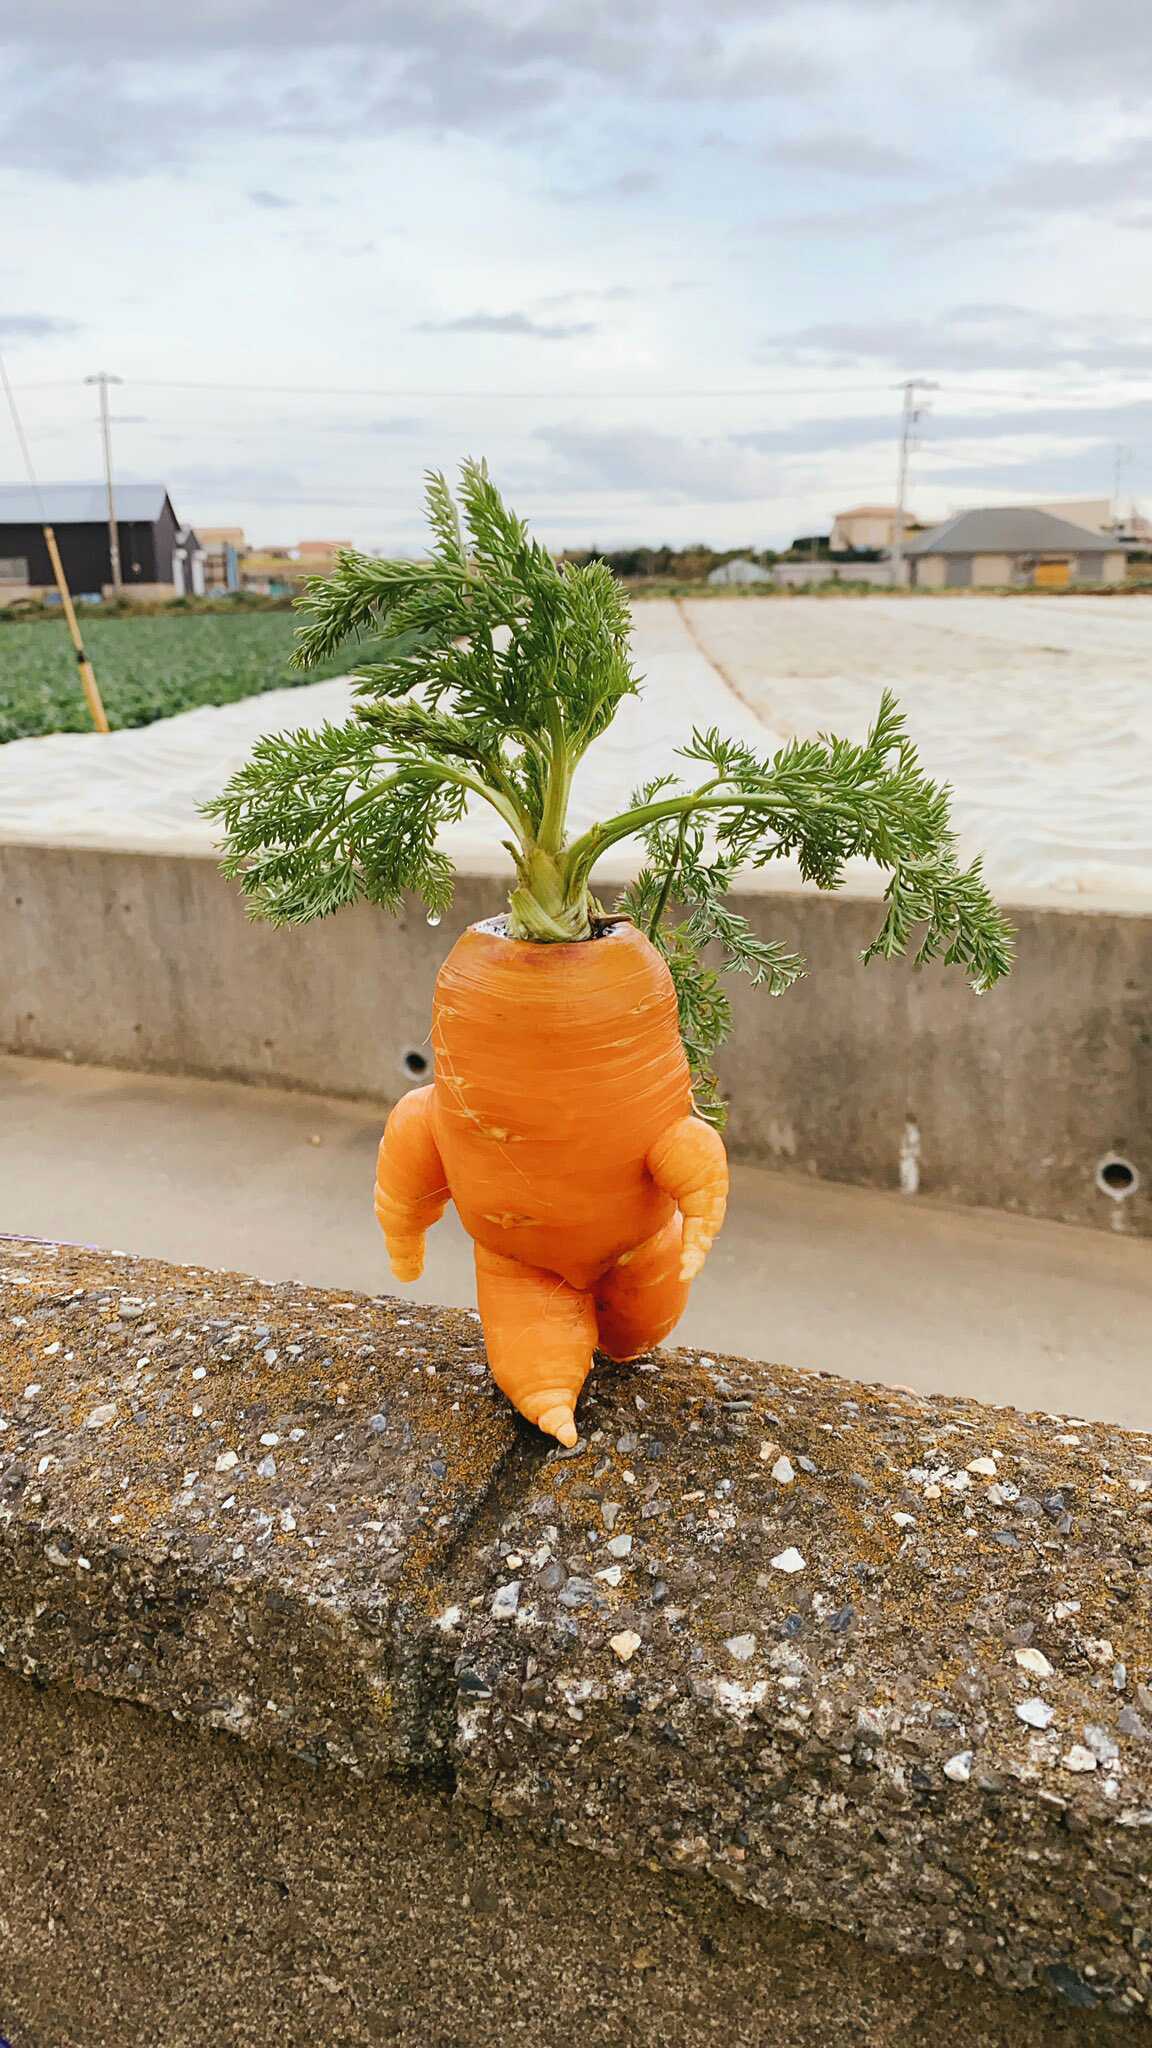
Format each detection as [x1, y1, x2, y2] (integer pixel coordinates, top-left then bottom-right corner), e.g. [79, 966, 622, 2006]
[206, 463, 1014, 1115]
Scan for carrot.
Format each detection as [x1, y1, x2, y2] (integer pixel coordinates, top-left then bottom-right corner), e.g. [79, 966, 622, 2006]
[375, 921, 728, 1443]
[372, 1085, 449, 1282]
[212, 464, 1012, 1446]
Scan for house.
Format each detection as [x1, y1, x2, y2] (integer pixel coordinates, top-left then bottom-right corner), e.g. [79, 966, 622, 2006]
[706, 556, 772, 587]
[1035, 499, 1114, 534]
[198, 526, 246, 594]
[830, 505, 918, 552]
[296, 538, 353, 572]
[233, 538, 356, 595]
[903, 507, 1128, 590]
[1112, 508, 1152, 553]
[0, 482, 203, 601]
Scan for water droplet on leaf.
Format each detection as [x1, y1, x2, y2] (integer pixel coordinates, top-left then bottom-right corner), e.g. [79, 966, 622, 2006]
[426, 911, 442, 927]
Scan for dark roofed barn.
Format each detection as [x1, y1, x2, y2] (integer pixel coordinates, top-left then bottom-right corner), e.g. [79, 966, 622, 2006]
[904, 507, 1127, 590]
[0, 483, 203, 600]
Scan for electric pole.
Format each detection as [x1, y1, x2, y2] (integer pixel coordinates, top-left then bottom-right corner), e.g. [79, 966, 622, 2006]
[85, 371, 124, 593]
[891, 378, 939, 589]
[1113, 443, 1131, 529]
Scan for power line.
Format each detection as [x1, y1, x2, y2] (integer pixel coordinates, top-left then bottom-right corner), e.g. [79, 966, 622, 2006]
[5, 374, 1120, 405]
[129, 376, 904, 400]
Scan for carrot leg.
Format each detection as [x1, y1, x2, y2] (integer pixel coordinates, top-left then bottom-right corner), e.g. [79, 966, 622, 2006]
[374, 1085, 450, 1282]
[595, 1213, 689, 1362]
[646, 1115, 729, 1281]
[473, 1244, 597, 1449]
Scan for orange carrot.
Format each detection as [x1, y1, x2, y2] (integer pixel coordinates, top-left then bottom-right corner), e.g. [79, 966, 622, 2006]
[215, 467, 1011, 1451]
[374, 920, 728, 1443]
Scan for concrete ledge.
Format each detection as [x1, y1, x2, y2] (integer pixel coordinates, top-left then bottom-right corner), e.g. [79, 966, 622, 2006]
[1, 842, 1149, 1235]
[2, 1238, 1152, 2037]
[10, 1672, 1150, 2048]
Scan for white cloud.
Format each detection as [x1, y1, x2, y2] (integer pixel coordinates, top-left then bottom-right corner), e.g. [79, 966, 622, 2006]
[416, 311, 600, 341]
[759, 306, 1152, 375]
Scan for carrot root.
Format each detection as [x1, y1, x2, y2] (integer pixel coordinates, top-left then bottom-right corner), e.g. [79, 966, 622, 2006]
[373, 932, 730, 1440]
[595, 1213, 689, 1362]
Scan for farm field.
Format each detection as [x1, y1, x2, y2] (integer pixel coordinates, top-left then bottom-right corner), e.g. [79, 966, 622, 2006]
[0, 595, 1149, 902]
[0, 610, 361, 743]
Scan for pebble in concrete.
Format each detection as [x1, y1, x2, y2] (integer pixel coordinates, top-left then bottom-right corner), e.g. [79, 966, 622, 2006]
[771, 1547, 806, 1574]
[1016, 1699, 1056, 1730]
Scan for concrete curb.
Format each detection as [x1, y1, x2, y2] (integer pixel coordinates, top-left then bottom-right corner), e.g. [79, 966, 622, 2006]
[2, 1237, 1151, 2020]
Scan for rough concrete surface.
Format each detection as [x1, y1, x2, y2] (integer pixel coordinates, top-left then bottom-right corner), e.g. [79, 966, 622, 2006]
[5, 1051, 1152, 1431]
[2, 1237, 1152, 2041]
[1, 844, 1148, 1236]
[3, 1668, 1148, 2048]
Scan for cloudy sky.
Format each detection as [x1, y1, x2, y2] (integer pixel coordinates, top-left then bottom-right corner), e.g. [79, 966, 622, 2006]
[1, 0, 1149, 549]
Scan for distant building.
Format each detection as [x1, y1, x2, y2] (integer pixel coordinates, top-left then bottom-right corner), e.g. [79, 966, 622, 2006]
[227, 537, 356, 595]
[198, 526, 246, 594]
[904, 507, 1128, 590]
[0, 482, 202, 601]
[1034, 499, 1114, 534]
[830, 505, 920, 552]
[706, 556, 772, 587]
[296, 538, 354, 572]
[1112, 508, 1152, 551]
[238, 548, 298, 597]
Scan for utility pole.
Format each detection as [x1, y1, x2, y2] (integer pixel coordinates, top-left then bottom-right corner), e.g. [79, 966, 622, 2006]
[85, 371, 124, 593]
[1113, 443, 1131, 528]
[891, 378, 939, 589]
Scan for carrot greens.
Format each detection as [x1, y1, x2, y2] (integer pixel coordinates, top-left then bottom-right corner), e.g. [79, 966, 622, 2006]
[206, 461, 1013, 1123]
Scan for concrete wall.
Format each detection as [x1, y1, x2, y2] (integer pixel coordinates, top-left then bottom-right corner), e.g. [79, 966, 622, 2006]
[773, 559, 891, 587]
[6, 1669, 1142, 2048]
[1, 842, 1148, 1236]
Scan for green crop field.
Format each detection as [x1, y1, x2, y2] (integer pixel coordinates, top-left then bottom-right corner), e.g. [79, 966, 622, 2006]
[0, 611, 364, 744]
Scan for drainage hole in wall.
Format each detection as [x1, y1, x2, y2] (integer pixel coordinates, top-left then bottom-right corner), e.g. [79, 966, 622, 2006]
[401, 1047, 430, 1079]
[1096, 1154, 1139, 1200]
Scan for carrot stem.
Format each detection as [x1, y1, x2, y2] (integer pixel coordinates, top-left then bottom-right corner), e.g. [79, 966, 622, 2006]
[646, 810, 690, 941]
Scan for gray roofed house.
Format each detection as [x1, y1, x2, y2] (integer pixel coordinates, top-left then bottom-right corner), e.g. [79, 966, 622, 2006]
[0, 481, 202, 598]
[904, 507, 1127, 591]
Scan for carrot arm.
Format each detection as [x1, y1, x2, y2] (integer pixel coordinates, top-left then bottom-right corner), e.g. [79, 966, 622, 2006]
[374, 1085, 450, 1281]
[646, 1116, 729, 1281]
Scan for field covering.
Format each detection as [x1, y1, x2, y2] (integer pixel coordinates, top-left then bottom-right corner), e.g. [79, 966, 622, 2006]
[1, 595, 1149, 904]
[0, 612, 363, 743]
